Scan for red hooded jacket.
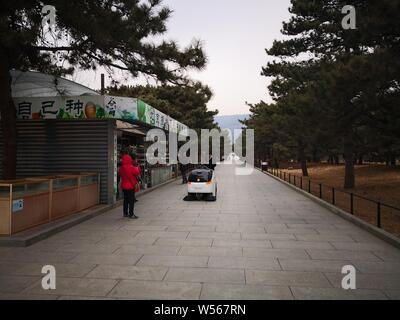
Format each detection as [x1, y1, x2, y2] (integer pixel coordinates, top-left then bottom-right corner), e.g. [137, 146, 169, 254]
[119, 155, 141, 191]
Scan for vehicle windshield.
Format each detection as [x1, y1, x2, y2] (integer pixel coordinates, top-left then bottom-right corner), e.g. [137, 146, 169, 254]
[188, 170, 212, 183]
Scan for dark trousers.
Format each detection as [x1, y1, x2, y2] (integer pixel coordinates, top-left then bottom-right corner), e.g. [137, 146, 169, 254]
[180, 168, 187, 183]
[123, 189, 135, 216]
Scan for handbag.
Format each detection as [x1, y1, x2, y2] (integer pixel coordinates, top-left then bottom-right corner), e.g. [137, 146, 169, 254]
[134, 182, 140, 193]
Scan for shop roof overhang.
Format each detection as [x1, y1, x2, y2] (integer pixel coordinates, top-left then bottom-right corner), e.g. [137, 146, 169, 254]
[11, 70, 100, 97]
[117, 120, 147, 136]
[11, 70, 189, 137]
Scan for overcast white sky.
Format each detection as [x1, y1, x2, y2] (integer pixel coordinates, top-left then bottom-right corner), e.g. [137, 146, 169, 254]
[68, 0, 292, 116]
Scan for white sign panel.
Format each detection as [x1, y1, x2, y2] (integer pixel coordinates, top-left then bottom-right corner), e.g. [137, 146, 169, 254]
[12, 199, 24, 213]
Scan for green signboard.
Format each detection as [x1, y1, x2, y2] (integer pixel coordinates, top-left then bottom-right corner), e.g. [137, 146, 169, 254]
[13, 95, 188, 135]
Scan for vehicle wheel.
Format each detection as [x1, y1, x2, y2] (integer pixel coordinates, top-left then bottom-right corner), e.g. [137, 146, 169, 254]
[205, 193, 216, 202]
[184, 193, 196, 201]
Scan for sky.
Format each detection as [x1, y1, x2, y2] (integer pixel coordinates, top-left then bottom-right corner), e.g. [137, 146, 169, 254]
[69, 0, 292, 116]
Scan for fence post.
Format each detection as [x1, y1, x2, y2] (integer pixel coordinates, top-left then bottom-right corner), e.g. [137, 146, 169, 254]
[377, 202, 381, 228]
[319, 184, 322, 199]
[308, 180, 311, 193]
[350, 193, 354, 215]
[294, 175, 296, 187]
[332, 187, 335, 205]
[300, 176, 303, 190]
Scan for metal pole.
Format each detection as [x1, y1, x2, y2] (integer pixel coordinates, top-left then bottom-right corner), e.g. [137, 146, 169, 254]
[308, 180, 311, 193]
[300, 176, 303, 190]
[350, 193, 354, 215]
[319, 184, 322, 199]
[332, 187, 335, 205]
[377, 202, 381, 228]
[101, 74, 105, 95]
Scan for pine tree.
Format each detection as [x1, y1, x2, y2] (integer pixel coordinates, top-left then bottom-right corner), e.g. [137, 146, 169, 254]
[0, 0, 207, 179]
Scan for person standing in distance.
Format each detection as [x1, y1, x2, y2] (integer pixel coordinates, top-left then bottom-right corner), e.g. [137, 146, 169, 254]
[119, 154, 140, 219]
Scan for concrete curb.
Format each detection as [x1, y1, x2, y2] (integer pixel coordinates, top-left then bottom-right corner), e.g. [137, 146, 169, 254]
[258, 168, 400, 250]
[0, 177, 180, 247]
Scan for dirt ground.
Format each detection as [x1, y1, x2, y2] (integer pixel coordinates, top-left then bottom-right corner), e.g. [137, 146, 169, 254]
[280, 164, 400, 237]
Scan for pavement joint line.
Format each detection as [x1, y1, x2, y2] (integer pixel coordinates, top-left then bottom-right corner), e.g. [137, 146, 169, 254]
[322, 272, 336, 288]
[161, 268, 169, 281]
[276, 258, 284, 271]
[288, 286, 297, 300]
[304, 249, 313, 260]
[198, 283, 204, 300]
[370, 251, 385, 262]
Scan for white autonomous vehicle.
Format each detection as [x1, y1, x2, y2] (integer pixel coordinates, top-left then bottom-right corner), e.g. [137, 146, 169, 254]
[185, 166, 217, 201]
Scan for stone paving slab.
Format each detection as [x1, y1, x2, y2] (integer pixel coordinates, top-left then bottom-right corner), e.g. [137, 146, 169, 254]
[115, 245, 180, 256]
[164, 267, 245, 284]
[179, 246, 243, 258]
[243, 248, 310, 260]
[290, 287, 388, 300]
[306, 249, 382, 261]
[109, 280, 202, 300]
[23, 277, 118, 297]
[70, 253, 142, 266]
[279, 259, 353, 273]
[246, 270, 332, 288]
[1, 262, 96, 278]
[325, 273, 400, 290]
[0, 276, 40, 294]
[154, 238, 212, 247]
[208, 256, 281, 270]
[86, 265, 168, 281]
[137, 255, 209, 268]
[200, 284, 294, 300]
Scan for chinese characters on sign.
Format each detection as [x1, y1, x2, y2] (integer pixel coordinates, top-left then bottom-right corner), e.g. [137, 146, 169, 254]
[13, 96, 188, 135]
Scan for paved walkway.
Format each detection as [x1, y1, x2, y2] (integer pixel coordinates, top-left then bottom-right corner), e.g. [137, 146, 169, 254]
[1, 164, 400, 300]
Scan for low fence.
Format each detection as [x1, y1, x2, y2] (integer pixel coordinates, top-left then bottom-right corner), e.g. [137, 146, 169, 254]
[263, 167, 400, 238]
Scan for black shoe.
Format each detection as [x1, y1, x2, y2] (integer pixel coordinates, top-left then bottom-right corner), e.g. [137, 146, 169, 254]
[123, 214, 129, 217]
[129, 215, 138, 219]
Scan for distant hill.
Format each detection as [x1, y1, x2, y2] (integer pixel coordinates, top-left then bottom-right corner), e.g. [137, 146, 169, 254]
[215, 114, 249, 141]
[215, 114, 249, 131]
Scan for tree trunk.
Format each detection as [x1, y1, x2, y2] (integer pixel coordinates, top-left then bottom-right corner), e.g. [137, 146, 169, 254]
[343, 135, 355, 189]
[334, 154, 340, 165]
[273, 158, 279, 169]
[298, 143, 309, 177]
[0, 49, 17, 180]
[390, 153, 397, 167]
[312, 149, 320, 163]
[358, 154, 363, 165]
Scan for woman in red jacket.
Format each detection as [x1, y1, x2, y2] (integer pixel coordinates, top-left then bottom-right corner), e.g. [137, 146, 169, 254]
[119, 154, 141, 219]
